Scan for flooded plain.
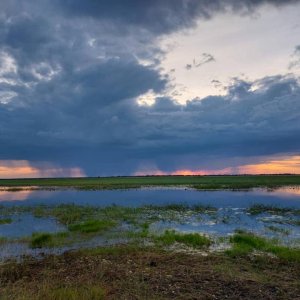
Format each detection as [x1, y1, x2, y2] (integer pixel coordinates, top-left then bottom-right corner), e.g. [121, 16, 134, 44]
[0, 186, 299, 260]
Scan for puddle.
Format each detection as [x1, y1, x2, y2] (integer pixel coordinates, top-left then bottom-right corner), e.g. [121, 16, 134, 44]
[0, 214, 65, 238]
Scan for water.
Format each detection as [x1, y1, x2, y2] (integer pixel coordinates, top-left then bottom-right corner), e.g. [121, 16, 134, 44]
[1, 186, 300, 208]
[0, 214, 65, 238]
[0, 187, 299, 260]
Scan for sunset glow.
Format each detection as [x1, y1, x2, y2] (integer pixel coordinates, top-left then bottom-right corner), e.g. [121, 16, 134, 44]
[0, 160, 85, 179]
[134, 156, 300, 176]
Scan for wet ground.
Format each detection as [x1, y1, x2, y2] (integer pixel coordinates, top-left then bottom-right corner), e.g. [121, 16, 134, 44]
[0, 187, 299, 260]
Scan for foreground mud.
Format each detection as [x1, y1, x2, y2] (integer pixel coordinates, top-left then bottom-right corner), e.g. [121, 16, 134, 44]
[0, 246, 299, 299]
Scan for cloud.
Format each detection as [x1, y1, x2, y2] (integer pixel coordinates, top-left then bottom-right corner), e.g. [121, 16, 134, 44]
[134, 155, 300, 175]
[0, 160, 85, 179]
[288, 45, 300, 69]
[0, 0, 300, 176]
[185, 64, 192, 70]
[193, 53, 216, 67]
[1, 72, 300, 175]
[185, 53, 216, 70]
[54, 0, 300, 34]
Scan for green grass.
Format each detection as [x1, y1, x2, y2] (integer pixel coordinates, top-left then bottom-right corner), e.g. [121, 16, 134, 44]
[30, 232, 69, 248]
[1, 175, 300, 190]
[227, 231, 300, 262]
[0, 218, 12, 225]
[156, 230, 211, 248]
[68, 219, 117, 234]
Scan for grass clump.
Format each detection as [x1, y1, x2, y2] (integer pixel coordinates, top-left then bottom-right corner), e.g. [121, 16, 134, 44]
[156, 230, 211, 249]
[30, 232, 69, 248]
[68, 219, 116, 234]
[30, 233, 52, 248]
[227, 231, 300, 262]
[51, 205, 96, 225]
[0, 218, 12, 225]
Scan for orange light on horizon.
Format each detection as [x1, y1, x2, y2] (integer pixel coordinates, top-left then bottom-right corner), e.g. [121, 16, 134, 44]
[0, 160, 85, 179]
[134, 155, 300, 176]
[238, 155, 300, 174]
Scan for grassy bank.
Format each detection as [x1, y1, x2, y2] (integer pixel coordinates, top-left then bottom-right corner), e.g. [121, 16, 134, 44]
[1, 244, 299, 299]
[1, 175, 300, 190]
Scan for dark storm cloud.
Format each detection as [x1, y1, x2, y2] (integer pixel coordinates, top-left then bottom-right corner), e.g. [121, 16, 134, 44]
[1, 73, 300, 174]
[54, 0, 300, 34]
[0, 0, 300, 175]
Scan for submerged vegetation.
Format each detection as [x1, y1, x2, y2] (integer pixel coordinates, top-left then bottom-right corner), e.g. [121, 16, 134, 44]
[1, 175, 300, 190]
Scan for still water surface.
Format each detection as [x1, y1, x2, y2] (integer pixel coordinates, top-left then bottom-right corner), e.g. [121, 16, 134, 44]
[1, 186, 300, 208]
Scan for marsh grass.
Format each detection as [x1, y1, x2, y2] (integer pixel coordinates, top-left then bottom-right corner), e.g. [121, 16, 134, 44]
[0, 218, 12, 225]
[30, 232, 69, 248]
[156, 230, 211, 248]
[68, 219, 117, 234]
[2, 175, 300, 190]
[227, 231, 300, 262]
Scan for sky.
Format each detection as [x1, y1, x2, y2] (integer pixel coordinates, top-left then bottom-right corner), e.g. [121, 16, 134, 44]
[1, 0, 300, 178]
